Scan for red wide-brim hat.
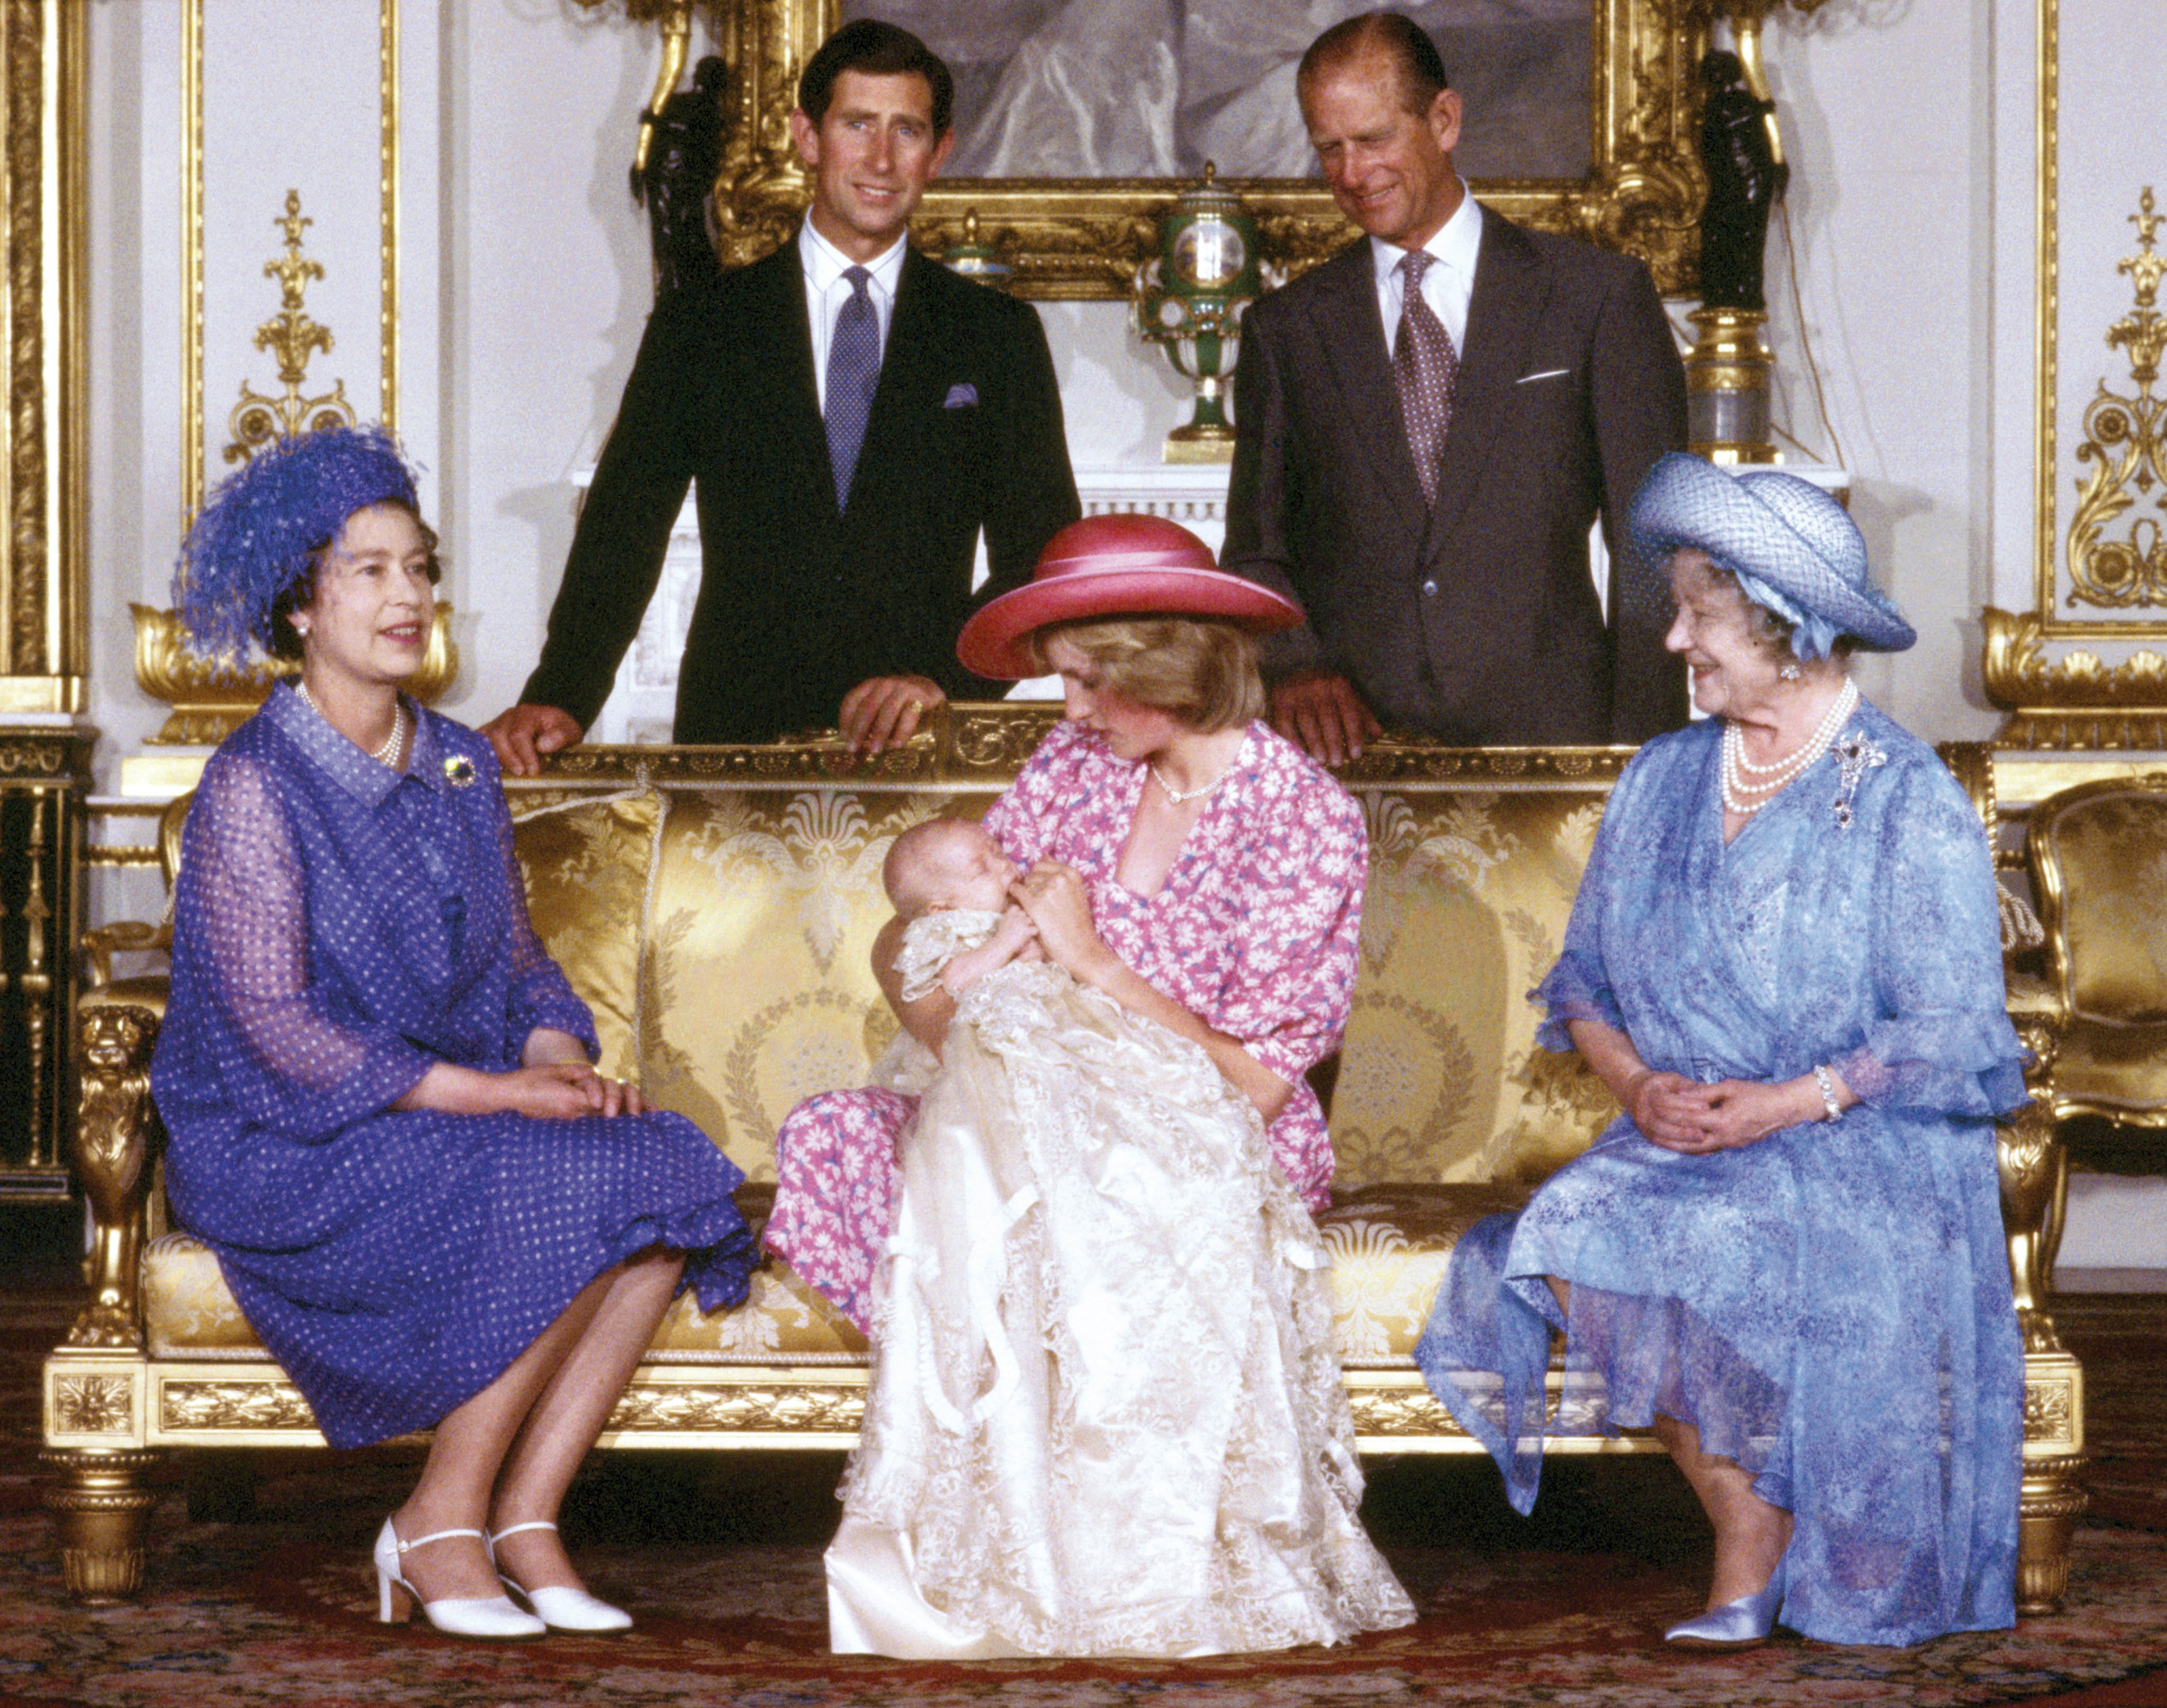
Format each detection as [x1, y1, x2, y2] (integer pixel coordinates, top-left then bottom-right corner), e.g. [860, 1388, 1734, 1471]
[957, 513, 1303, 680]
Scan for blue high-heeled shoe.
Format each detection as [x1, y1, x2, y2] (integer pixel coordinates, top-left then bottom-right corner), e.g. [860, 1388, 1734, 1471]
[1663, 1564, 1784, 1648]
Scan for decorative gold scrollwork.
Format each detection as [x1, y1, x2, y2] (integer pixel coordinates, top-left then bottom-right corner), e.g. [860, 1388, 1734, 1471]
[2067, 188, 2167, 608]
[605, 1383, 867, 1434]
[1344, 1385, 1461, 1439]
[222, 190, 357, 466]
[160, 1380, 320, 1432]
[67, 1004, 161, 1351]
[52, 1375, 135, 1435]
[2023, 1377, 2074, 1445]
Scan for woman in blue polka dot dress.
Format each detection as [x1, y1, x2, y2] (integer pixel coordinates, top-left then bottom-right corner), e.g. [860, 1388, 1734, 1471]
[151, 426, 756, 1640]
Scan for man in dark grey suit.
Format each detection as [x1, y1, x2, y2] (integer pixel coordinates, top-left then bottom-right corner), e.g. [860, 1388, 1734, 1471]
[1222, 11, 1688, 760]
[486, 21, 1079, 769]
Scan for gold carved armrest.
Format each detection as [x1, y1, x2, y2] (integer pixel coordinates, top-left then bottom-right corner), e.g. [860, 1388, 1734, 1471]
[67, 938, 171, 1351]
[80, 919, 169, 991]
[1999, 1007, 2068, 1353]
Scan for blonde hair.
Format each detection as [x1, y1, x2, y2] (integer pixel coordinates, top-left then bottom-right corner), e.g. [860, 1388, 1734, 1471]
[1022, 616, 1265, 732]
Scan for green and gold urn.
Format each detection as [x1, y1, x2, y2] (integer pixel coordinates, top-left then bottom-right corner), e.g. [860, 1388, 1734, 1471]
[1133, 163, 1263, 463]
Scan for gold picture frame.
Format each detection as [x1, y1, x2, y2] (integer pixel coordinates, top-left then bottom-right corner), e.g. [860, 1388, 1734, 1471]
[706, 0, 1711, 299]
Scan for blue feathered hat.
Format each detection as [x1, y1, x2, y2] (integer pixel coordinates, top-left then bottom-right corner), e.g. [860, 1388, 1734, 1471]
[172, 424, 422, 664]
[1628, 453, 1914, 658]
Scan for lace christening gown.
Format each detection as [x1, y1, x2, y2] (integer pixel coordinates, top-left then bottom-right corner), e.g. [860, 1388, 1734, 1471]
[827, 910, 1414, 1658]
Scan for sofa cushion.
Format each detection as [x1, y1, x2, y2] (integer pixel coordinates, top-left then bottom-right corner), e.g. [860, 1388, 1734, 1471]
[144, 1180, 1532, 1368]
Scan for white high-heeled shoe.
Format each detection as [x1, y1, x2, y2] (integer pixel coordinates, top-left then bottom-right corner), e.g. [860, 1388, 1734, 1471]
[489, 1519, 634, 1633]
[374, 1517, 546, 1639]
[1663, 1562, 1785, 1648]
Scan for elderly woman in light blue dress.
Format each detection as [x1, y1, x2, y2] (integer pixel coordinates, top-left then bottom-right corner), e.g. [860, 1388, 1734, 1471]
[1415, 455, 2025, 1649]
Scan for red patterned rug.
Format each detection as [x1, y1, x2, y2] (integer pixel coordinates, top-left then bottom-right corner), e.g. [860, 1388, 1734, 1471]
[6, 1229, 2165, 1707]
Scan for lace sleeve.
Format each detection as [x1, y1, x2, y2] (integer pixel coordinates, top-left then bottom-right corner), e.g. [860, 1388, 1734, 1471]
[171, 752, 431, 1138]
[1832, 757, 2030, 1118]
[893, 910, 1004, 1003]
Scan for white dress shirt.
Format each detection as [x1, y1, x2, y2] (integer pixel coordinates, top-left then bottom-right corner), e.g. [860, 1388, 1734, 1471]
[800, 220, 908, 413]
[1371, 181, 1481, 357]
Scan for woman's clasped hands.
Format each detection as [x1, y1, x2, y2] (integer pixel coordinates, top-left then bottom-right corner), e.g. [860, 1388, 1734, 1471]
[394, 1028, 647, 1121]
[1626, 1070, 1827, 1155]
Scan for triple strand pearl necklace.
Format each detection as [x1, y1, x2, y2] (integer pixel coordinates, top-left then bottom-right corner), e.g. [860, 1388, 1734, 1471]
[1720, 678, 1858, 818]
[297, 679, 407, 769]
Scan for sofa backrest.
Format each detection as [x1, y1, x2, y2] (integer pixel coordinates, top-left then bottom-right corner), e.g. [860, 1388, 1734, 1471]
[508, 710, 1627, 1191]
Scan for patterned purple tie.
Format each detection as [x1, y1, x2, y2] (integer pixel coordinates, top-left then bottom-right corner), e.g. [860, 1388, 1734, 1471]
[824, 266, 880, 511]
[1393, 250, 1459, 508]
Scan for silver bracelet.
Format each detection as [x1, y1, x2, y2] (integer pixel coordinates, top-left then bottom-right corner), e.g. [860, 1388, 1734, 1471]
[1813, 1064, 1843, 1122]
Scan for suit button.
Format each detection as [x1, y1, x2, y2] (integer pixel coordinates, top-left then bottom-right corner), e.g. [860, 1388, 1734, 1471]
[1422, 579, 1438, 596]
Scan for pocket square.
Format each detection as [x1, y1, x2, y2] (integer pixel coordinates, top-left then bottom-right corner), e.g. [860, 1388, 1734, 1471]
[943, 383, 979, 408]
[1516, 368, 1570, 385]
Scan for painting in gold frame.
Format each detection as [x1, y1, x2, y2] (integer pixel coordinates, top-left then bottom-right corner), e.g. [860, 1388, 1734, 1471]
[705, 0, 1711, 299]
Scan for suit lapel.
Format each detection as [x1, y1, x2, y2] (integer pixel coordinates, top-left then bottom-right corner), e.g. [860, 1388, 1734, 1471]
[751, 237, 842, 522]
[842, 248, 946, 527]
[1305, 243, 1429, 537]
[1427, 207, 1548, 552]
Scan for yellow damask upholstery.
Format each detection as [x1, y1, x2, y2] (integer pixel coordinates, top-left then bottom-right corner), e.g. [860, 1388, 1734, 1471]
[2029, 773, 2167, 1124]
[511, 775, 1618, 1192]
[142, 1233, 268, 1358]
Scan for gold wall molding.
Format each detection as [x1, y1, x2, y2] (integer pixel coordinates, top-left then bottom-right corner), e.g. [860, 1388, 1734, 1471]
[2063, 186, 2165, 611]
[686, 0, 1710, 300]
[1981, 605, 2167, 748]
[222, 192, 357, 464]
[0, 0, 85, 712]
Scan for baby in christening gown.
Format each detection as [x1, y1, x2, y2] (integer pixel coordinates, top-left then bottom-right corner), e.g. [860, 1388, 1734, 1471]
[826, 818, 1413, 1659]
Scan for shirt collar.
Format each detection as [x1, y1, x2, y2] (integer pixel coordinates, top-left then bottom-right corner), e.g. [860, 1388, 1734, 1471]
[798, 217, 908, 298]
[1369, 180, 1481, 288]
[264, 680, 447, 807]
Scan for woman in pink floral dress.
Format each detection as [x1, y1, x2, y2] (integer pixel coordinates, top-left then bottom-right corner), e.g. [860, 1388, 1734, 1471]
[768, 515, 1412, 1658]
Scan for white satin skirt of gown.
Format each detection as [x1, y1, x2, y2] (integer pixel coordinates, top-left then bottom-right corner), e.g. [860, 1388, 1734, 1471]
[827, 961, 1415, 1658]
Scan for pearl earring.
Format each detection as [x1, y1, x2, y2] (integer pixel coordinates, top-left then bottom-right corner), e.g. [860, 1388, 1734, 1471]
[1779, 661, 1801, 680]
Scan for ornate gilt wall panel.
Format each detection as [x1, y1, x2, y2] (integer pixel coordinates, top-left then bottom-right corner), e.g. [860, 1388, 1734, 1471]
[0, 0, 85, 712]
[695, 0, 1710, 299]
[1987, 0, 2167, 746]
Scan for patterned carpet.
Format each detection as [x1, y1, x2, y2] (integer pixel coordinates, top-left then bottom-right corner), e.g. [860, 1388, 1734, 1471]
[6, 1220, 2166, 1707]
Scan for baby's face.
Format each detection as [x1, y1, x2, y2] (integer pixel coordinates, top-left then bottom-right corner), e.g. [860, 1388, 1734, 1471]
[928, 825, 1017, 914]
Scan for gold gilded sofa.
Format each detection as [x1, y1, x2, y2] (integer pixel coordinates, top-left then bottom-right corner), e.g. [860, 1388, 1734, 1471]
[43, 710, 2084, 1614]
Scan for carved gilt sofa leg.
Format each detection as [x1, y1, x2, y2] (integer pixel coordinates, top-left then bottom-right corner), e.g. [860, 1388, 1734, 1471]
[41, 1449, 162, 1603]
[2018, 1444, 2087, 1617]
[2001, 1066, 2087, 1618]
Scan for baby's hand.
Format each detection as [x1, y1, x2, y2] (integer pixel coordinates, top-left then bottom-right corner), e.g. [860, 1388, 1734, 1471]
[991, 904, 1039, 953]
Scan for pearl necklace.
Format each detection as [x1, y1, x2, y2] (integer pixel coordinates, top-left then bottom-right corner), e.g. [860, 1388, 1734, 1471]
[1720, 679, 1856, 817]
[1149, 759, 1233, 805]
[297, 680, 406, 769]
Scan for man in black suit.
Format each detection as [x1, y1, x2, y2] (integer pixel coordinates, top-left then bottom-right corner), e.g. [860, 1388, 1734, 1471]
[1222, 11, 1688, 761]
[486, 21, 1079, 768]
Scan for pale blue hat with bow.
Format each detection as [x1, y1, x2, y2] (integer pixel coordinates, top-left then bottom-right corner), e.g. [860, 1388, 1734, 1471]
[1628, 452, 1915, 659]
